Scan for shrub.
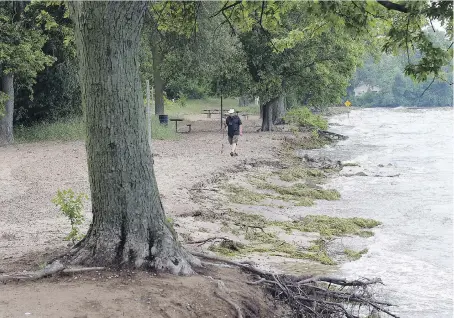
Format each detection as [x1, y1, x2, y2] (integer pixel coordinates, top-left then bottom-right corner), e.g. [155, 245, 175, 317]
[52, 189, 88, 243]
[284, 107, 328, 130]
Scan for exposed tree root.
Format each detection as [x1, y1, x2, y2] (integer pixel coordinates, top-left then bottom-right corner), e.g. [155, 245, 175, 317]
[0, 261, 105, 283]
[187, 237, 231, 246]
[192, 252, 399, 318]
[214, 280, 244, 318]
[191, 252, 267, 276]
[1, 249, 398, 317]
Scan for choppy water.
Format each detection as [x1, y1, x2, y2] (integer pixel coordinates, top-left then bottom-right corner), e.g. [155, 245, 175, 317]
[298, 107, 453, 317]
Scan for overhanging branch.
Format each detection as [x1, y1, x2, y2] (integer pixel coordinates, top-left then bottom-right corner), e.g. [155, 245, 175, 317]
[210, 1, 241, 18]
[376, 0, 409, 13]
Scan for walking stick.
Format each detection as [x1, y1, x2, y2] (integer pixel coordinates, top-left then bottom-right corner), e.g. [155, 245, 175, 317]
[220, 92, 224, 154]
[221, 125, 225, 154]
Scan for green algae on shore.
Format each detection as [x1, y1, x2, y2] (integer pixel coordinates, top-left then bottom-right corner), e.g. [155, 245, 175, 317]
[249, 178, 340, 205]
[210, 133, 381, 266]
[271, 215, 381, 237]
[277, 166, 325, 182]
[344, 248, 369, 260]
[223, 184, 269, 205]
[208, 210, 381, 265]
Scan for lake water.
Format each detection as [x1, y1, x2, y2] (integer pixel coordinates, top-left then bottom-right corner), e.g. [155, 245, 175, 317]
[298, 107, 453, 317]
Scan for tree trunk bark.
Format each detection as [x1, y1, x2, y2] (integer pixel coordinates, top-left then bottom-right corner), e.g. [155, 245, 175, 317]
[261, 97, 277, 131]
[272, 95, 286, 124]
[259, 96, 265, 119]
[150, 30, 164, 115]
[69, 1, 197, 274]
[0, 73, 14, 146]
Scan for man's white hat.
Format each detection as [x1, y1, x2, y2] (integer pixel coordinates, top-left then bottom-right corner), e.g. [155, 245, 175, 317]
[228, 109, 235, 114]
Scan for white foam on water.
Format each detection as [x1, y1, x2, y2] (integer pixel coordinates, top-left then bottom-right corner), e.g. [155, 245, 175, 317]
[300, 107, 454, 318]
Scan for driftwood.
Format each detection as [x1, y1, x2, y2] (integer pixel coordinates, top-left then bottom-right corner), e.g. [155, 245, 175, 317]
[192, 252, 399, 318]
[317, 129, 349, 140]
[0, 261, 105, 283]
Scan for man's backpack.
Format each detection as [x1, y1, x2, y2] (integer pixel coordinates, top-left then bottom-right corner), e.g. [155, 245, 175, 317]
[228, 115, 240, 132]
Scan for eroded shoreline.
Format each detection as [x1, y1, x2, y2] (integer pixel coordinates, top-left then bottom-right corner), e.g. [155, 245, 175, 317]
[176, 120, 382, 275]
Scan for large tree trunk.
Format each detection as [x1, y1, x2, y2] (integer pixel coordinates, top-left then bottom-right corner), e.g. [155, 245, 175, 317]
[69, 2, 197, 274]
[0, 73, 14, 146]
[261, 97, 277, 131]
[272, 95, 286, 124]
[150, 30, 164, 115]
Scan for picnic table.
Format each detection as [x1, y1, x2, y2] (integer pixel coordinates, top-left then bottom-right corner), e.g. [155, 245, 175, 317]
[202, 109, 221, 118]
[169, 118, 183, 132]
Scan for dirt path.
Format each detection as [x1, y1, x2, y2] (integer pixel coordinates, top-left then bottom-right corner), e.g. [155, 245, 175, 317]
[0, 116, 295, 318]
[0, 110, 375, 318]
[0, 116, 281, 272]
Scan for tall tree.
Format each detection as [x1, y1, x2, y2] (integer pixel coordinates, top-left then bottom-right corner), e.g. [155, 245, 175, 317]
[68, 1, 198, 273]
[143, 2, 199, 115]
[0, 2, 54, 146]
[217, 0, 452, 129]
[232, 5, 367, 131]
[15, 1, 81, 124]
[60, 0, 452, 275]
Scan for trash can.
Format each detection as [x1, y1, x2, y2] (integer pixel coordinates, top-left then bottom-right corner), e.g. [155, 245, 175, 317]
[158, 114, 168, 125]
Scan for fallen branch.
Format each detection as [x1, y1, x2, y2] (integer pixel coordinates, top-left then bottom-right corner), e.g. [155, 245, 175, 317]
[0, 261, 65, 282]
[298, 276, 382, 286]
[0, 261, 105, 283]
[193, 251, 398, 318]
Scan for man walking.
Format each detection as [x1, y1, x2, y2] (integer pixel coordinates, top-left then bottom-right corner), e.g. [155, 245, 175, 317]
[225, 109, 242, 156]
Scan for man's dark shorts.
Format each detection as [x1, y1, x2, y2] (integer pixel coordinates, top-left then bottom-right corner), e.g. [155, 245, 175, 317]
[228, 135, 239, 145]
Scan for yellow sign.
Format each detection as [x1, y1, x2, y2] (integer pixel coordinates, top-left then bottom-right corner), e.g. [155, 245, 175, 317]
[344, 100, 352, 107]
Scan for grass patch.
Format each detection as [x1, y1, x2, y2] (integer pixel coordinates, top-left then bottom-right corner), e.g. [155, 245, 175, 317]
[344, 248, 368, 261]
[14, 115, 178, 143]
[15, 117, 85, 143]
[150, 115, 179, 140]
